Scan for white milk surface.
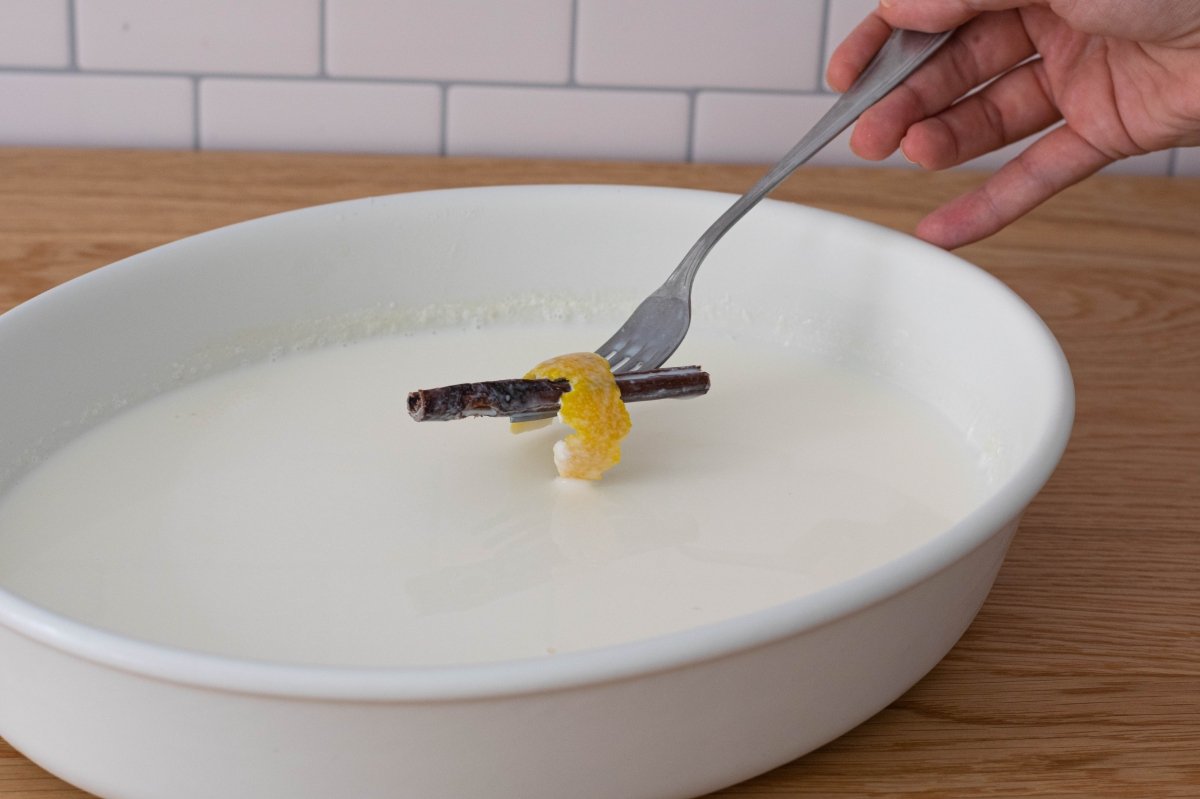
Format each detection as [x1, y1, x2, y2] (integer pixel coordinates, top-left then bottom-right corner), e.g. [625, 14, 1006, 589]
[0, 325, 985, 667]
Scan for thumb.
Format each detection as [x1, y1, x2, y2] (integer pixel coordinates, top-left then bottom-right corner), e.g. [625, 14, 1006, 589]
[877, 0, 1045, 31]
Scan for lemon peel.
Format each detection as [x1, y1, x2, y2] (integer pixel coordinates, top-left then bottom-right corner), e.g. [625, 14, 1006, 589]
[518, 352, 631, 480]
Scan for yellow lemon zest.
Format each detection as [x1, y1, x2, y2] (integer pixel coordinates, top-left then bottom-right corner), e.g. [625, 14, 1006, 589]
[517, 352, 631, 480]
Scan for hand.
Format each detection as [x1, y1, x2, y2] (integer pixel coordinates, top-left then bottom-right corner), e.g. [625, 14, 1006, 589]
[827, 0, 1200, 248]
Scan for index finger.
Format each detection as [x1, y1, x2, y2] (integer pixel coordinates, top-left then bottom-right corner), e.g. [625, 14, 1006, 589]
[876, 0, 1048, 31]
[826, 13, 894, 92]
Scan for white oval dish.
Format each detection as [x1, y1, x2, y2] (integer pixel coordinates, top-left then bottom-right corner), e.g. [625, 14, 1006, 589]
[0, 185, 1072, 799]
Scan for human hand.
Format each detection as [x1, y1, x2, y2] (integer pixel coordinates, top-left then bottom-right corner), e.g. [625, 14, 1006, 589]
[827, 0, 1200, 248]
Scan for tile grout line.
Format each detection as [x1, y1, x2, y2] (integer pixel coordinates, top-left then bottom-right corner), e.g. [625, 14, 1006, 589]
[67, 0, 79, 70]
[568, 0, 579, 85]
[0, 63, 844, 99]
[816, 0, 832, 93]
[684, 90, 698, 163]
[318, 0, 328, 77]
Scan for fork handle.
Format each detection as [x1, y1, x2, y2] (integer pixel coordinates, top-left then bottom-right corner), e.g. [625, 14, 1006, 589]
[661, 27, 956, 296]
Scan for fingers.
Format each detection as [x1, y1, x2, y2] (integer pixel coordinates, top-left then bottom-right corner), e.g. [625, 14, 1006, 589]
[915, 124, 1113, 248]
[878, 0, 1200, 42]
[848, 11, 1037, 160]
[876, 0, 1048, 32]
[870, 0, 1172, 48]
[900, 58, 1059, 169]
[826, 13, 893, 93]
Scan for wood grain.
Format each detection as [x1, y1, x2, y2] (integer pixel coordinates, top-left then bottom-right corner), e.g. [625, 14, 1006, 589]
[1, 148, 1198, 798]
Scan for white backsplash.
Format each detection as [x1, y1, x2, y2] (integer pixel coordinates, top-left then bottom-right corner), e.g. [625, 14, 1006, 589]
[0, 0, 1193, 175]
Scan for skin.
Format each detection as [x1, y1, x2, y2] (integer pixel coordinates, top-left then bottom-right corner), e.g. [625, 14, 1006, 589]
[826, 0, 1200, 248]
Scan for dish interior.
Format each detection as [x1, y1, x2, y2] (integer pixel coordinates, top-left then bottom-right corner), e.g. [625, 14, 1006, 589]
[0, 321, 985, 666]
[0, 187, 1067, 670]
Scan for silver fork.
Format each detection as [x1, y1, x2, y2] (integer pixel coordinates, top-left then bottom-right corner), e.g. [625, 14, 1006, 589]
[514, 27, 954, 421]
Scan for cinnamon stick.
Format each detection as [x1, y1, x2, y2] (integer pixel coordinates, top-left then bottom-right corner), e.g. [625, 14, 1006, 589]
[408, 365, 709, 422]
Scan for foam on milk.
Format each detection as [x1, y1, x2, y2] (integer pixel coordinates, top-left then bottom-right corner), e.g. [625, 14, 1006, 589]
[0, 324, 985, 667]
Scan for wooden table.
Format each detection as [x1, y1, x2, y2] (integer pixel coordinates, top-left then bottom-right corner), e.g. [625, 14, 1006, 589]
[1, 148, 1197, 798]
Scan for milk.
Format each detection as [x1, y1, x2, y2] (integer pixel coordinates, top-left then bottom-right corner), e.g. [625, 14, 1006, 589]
[0, 324, 985, 667]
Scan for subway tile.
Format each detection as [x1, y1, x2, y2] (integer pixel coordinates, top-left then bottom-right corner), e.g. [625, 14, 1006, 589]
[576, 0, 824, 91]
[447, 85, 689, 161]
[327, 0, 571, 83]
[76, 0, 319, 75]
[1173, 147, 1200, 177]
[199, 79, 441, 154]
[0, 72, 193, 147]
[693, 91, 910, 167]
[0, 0, 70, 68]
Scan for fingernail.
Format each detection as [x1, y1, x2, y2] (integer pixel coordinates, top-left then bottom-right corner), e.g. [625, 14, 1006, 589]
[899, 137, 917, 165]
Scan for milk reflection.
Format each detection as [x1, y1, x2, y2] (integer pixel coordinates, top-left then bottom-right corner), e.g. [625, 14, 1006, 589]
[403, 479, 697, 615]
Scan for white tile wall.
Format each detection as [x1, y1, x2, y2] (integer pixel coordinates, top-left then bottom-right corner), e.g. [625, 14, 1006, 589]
[327, 0, 571, 83]
[200, 79, 441, 153]
[0, 0, 1192, 175]
[447, 86, 689, 160]
[575, 0, 824, 91]
[0, 0, 69, 68]
[76, 0, 320, 75]
[0, 72, 193, 147]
